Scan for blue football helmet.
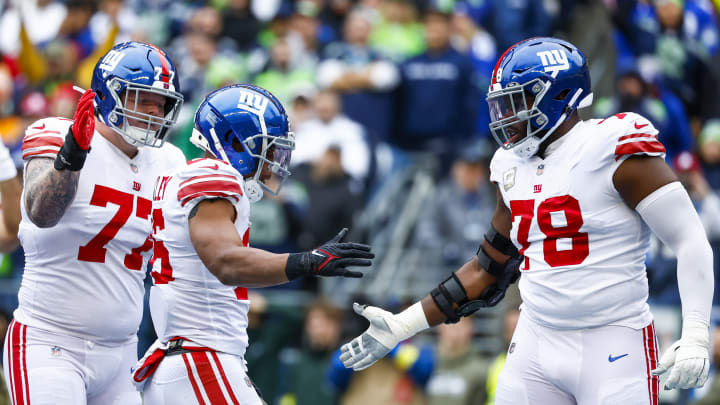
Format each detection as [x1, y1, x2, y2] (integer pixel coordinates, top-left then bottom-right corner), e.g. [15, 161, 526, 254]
[487, 37, 593, 158]
[91, 41, 183, 147]
[191, 84, 295, 203]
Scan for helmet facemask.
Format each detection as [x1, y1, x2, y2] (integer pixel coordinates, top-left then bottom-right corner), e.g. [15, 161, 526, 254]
[488, 78, 589, 159]
[241, 131, 295, 203]
[104, 77, 183, 148]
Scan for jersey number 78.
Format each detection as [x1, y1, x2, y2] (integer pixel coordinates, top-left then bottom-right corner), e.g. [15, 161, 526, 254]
[510, 194, 589, 270]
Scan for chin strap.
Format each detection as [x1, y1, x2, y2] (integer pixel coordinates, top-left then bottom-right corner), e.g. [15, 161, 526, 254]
[244, 179, 263, 203]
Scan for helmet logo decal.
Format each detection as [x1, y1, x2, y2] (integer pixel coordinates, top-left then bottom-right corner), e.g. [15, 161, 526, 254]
[237, 90, 269, 114]
[536, 50, 569, 78]
[99, 50, 125, 73]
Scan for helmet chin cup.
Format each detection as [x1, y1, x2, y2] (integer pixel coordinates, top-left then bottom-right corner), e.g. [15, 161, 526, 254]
[244, 179, 264, 203]
[513, 136, 541, 159]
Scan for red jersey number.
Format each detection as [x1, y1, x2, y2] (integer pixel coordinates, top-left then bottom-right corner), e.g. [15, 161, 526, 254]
[510, 195, 589, 270]
[77, 185, 152, 267]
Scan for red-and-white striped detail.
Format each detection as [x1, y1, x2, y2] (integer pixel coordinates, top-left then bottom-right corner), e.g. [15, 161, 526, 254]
[614, 133, 665, 161]
[642, 323, 659, 405]
[182, 351, 240, 405]
[6, 320, 30, 405]
[21, 130, 64, 160]
[148, 44, 171, 85]
[177, 175, 244, 207]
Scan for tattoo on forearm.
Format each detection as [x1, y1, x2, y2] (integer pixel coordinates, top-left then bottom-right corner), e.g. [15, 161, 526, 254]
[24, 158, 81, 227]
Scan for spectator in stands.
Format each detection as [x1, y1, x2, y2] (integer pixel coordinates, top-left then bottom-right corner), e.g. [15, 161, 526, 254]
[292, 145, 362, 251]
[0, 0, 67, 57]
[292, 90, 371, 184]
[413, 140, 495, 277]
[487, 0, 552, 52]
[291, 1, 336, 64]
[392, 8, 479, 163]
[451, 3, 497, 139]
[426, 316, 492, 405]
[316, 7, 399, 145]
[369, 0, 426, 62]
[253, 38, 316, 107]
[221, 0, 261, 51]
[593, 69, 693, 161]
[698, 120, 720, 189]
[89, 0, 138, 45]
[279, 299, 344, 405]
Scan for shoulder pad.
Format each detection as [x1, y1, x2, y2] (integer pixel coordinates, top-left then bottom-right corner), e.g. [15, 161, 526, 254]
[176, 159, 245, 207]
[21, 117, 72, 161]
[596, 112, 665, 162]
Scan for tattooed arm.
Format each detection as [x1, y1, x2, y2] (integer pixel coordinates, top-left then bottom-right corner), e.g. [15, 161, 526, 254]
[24, 158, 81, 228]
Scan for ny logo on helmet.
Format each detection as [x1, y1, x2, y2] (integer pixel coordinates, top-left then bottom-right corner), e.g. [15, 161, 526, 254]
[99, 50, 125, 73]
[237, 90, 268, 113]
[536, 50, 569, 78]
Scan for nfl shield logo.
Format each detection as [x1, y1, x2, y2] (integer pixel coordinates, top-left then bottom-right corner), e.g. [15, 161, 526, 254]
[508, 342, 516, 354]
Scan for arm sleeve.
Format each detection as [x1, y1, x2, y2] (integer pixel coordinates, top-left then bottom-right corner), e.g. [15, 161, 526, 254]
[636, 182, 714, 324]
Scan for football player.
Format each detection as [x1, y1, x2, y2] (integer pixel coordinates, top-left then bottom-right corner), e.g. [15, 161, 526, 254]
[4, 42, 186, 404]
[131, 84, 374, 404]
[340, 37, 713, 405]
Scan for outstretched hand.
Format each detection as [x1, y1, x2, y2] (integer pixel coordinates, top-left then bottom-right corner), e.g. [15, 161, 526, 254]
[340, 303, 399, 370]
[71, 89, 96, 150]
[285, 228, 374, 280]
[310, 228, 374, 278]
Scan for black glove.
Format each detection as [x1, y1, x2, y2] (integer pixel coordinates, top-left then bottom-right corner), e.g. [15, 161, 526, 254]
[285, 228, 374, 280]
[456, 254, 523, 316]
[476, 254, 523, 307]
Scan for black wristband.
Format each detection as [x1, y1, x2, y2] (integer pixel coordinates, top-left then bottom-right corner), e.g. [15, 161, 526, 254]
[54, 127, 89, 171]
[285, 252, 311, 281]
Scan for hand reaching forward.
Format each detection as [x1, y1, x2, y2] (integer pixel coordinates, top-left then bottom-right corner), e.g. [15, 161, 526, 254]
[340, 302, 429, 371]
[285, 228, 374, 280]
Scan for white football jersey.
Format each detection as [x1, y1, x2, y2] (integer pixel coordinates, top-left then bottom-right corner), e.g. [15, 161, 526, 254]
[15, 117, 186, 344]
[490, 112, 666, 330]
[149, 158, 251, 356]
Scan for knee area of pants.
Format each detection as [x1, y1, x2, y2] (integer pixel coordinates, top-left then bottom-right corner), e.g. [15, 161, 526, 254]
[597, 378, 648, 405]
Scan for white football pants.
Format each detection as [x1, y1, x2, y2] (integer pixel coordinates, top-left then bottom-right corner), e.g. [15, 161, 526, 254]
[3, 319, 141, 405]
[495, 311, 660, 405]
[143, 350, 265, 405]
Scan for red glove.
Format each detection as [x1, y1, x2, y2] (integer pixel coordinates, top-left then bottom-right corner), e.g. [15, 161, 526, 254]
[71, 89, 96, 150]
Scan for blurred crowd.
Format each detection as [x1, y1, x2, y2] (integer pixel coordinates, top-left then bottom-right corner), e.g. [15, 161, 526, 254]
[0, 0, 719, 404]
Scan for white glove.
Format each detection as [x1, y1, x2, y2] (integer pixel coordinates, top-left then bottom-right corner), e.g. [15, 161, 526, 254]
[339, 302, 428, 371]
[0, 139, 16, 182]
[651, 319, 710, 390]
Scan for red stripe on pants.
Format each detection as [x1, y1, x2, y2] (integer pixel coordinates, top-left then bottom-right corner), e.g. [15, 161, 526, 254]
[190, 351, 228, 404]
[182, 353, 207, 405]
[12, 321, 23, 405]
[648, 323, 659, 404]
[210, 351, 240, 405]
